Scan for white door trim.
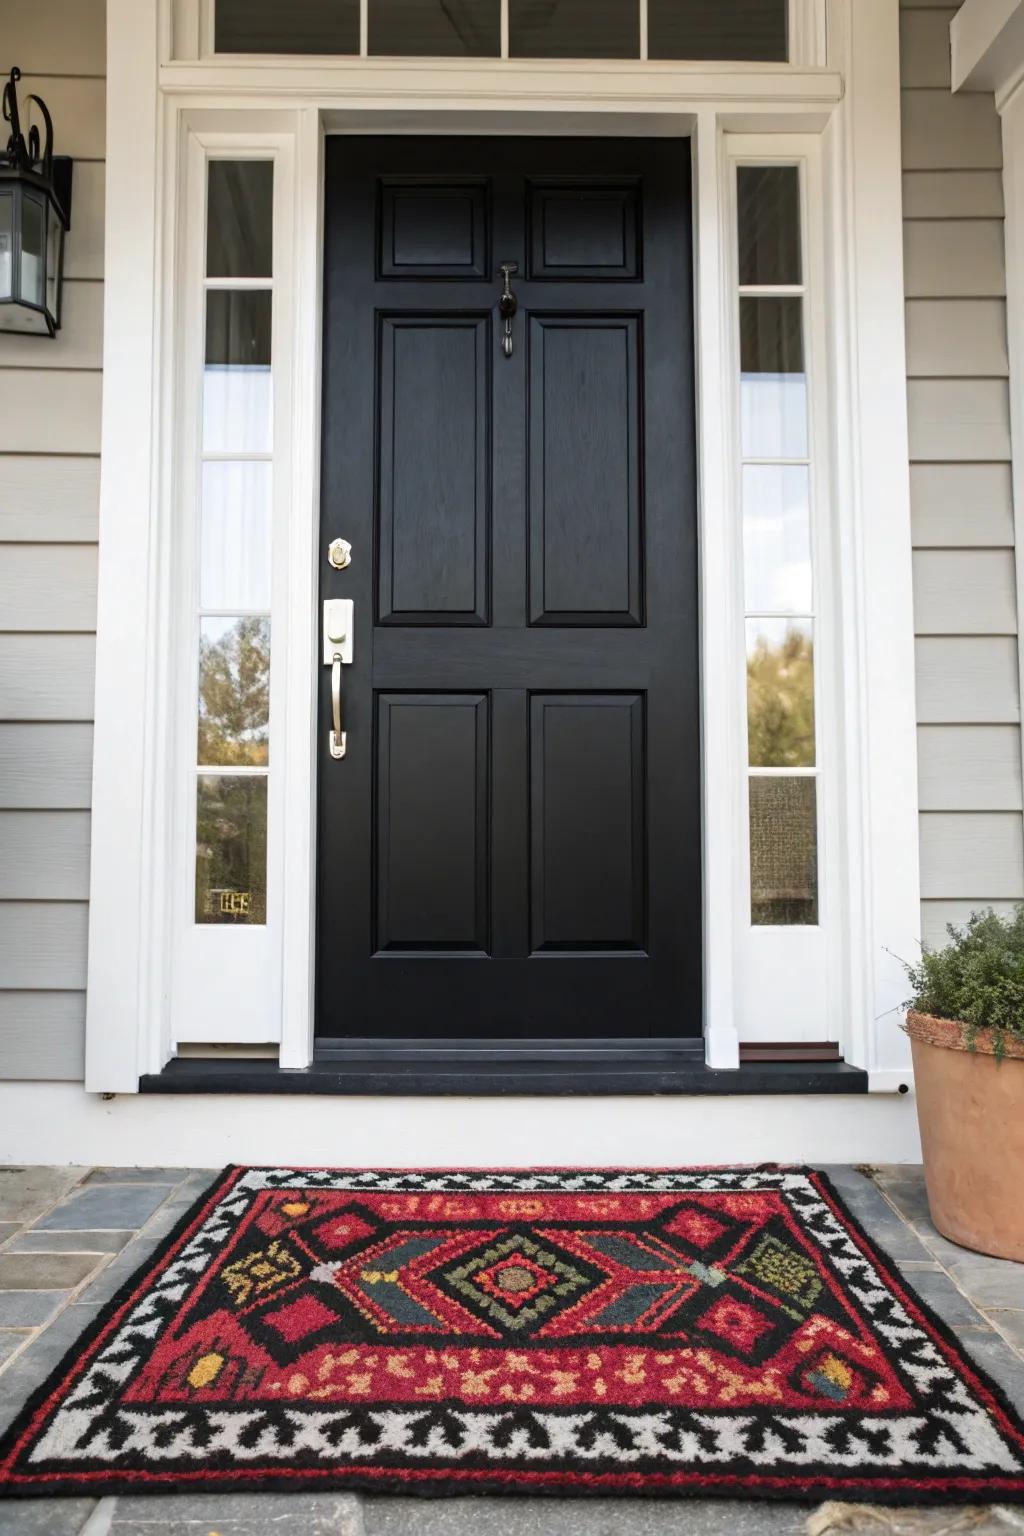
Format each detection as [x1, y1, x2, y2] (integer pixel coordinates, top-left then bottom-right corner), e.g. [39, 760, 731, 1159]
[85, 0, 919, 1092]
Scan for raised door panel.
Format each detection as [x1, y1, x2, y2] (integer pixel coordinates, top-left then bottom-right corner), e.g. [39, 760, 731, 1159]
[379, 180, 489, 278]
[378, 317, 490, 625]
[530, 693, 646, 953]
[529, 317, 642, 626]
[375, 693, 489, 953]
[528, 181, 640, 279]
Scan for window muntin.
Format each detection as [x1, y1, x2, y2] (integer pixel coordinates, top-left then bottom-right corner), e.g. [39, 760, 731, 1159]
[735, 161, 820, 928]
[194, 158, 275, 927]
[212, 0, 790, 61]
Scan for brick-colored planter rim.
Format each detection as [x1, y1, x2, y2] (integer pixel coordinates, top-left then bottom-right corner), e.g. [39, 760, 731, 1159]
[904, 1010, 1024, 1062]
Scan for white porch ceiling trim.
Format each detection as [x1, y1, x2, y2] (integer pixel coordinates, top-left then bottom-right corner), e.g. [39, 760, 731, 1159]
[952, 0, 1024, 106]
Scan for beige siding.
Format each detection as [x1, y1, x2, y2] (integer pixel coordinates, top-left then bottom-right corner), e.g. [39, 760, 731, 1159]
[901, 0, 1024, 948]
[0, 0, 104, 1083]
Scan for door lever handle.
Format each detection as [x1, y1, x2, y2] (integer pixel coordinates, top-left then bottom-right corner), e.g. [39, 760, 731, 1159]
[323, 599, 354, 761]
[330, 654, 346, 759]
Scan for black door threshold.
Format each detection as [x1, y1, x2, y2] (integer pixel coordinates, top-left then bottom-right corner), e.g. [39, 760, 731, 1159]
[140, 1052, 868, 1097]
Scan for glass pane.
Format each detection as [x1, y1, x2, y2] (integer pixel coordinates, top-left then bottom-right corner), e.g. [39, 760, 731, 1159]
[216, 0, 360, 54]
[0, 194, 12, 300]
[747, 618, 815, 768]
[740, 296, 807, 459]
[649, 0, 787, 60]
[207, 161, 273, 278]
[20, 193, 44, 306]
[198, 616, 271, 768]
[749, 776, 818, 926]
[46, 207, 62, 320]
[201, 462, 272, 610]
[195, 773, 268, 925]
[204, 290, 272, 453]
[371, 0, 500, 55]
[510, 0, 639, 58]
[742, 464, 812, 613]
[738, 166, 801, 287]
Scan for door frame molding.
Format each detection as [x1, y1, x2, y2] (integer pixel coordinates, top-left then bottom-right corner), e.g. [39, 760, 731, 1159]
[85, 0, 920, 1093]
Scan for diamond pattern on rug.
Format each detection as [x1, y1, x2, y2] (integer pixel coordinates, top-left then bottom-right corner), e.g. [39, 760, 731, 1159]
[1, 1167, 1022, 1505]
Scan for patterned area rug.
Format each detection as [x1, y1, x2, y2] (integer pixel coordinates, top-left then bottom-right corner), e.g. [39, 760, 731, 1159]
[1, 1166, 1023, 1504]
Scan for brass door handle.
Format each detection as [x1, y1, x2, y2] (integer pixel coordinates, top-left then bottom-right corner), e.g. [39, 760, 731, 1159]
[323, 599, 354, 761]
[330, 654, 346, 760]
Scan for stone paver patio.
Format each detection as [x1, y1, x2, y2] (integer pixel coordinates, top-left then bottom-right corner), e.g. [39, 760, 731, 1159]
[0, 1164, 1021, 1535]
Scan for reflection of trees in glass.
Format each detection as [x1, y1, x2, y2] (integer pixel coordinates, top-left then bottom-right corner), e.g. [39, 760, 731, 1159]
[747, 624, 815, 768]
[198, 616, 270, 766]
[195, 774, 267, 925]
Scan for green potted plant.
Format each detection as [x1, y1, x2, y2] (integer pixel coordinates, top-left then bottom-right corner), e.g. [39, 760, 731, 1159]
[903, 908, 1024, 1262]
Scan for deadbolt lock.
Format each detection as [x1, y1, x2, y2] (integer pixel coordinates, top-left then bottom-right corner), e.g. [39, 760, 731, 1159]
[328, 537, 353, 570]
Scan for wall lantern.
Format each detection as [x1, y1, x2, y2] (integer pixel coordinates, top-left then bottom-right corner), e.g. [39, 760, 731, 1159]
[0, 67, 73, 337]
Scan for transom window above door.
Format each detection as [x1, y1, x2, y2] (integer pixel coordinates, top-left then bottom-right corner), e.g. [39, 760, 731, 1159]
[213, 0, 790, 62]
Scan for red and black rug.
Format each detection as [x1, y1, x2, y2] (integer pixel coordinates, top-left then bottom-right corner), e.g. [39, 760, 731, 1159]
[1, 1166, 1023, 1504]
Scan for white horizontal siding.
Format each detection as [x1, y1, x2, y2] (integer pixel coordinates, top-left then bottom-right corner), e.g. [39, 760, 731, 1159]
[907, 378, 1011, 460]
[915, 637, 1020, 723]
[910, 463, 1014, 547]
[0, 993, 85, 1081]
[917, 726, 1024, 810]
[0, 457, 100, 542]
[902, 171, 1004, 219]
[920, 813, 1024, 899]
[0, 0, 105, 1085]
[0, 636, 96, 722]
[0, 547, 98, 631]
[0, 371, 102, 455]
[0, 726, 94, 809]
[901, 2, 1024, 948]
[0, 904, 88, 990]
[921, 899, 1020, 948]
[0, 813, 91, 900]
[4, 0, 106, 73]
[903, 220, 1005, 297]
[901, 90, 1003, 170]
[904, 300, 1007, 376]
[912, 549, 1018, 635]
[899, 7, 955, 89]
[64, 163, 105, 281]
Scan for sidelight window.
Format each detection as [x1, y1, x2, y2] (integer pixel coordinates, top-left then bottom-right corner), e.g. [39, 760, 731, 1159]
[213, 0, 790, 61]
[193, 159, 274, 927]
[734, 162, 820, 928]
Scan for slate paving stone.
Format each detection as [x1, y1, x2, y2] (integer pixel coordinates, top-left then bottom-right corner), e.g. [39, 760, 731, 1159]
[900, 1266, 993, 1327]
[953, 1327, 1024, 1416]
[816, 1177, 934, 1264]
[0, 1500, 98, 1536]
[0, 1224, 20, 1249]
[84, 1169, 186, 1186]
[33, 1185, 171, 1233]
[0, 1329, 30, 1367]
[939, 1257, 1024, 1312]
[6, 1231, 134, 1256]
[991, 1310, 1024, 1351]
[0, 1290, 68, 1327]
[109, 1493, 363, 1532]
[0, 1253, 101, 1290]
[0, 1167, 85, 1227]
[361, 1497, 810, 1535]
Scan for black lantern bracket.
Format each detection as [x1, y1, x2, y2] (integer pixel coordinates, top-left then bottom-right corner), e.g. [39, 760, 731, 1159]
[1, 65, 74, 337]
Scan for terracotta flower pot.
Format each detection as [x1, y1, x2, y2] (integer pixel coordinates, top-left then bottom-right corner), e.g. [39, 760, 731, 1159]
[905, 1010, 1024, 1262]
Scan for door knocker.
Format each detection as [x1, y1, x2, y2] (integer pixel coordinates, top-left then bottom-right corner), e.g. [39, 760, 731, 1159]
[498, 261, 518, 358]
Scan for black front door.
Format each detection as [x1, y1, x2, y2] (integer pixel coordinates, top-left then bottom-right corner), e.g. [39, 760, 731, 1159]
[317, 137, 700, 1045]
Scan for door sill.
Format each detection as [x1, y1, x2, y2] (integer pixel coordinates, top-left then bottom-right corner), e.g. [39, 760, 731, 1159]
[140, 1047, 868, 1096]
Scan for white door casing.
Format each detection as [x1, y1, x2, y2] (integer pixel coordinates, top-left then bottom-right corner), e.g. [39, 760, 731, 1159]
[84, 0, 919, 1092]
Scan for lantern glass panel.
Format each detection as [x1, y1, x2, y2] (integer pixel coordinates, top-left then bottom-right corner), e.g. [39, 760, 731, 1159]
[21, 192, 45, 308]
[0, 193, 12, 300]
[46, 200, 62, 323]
